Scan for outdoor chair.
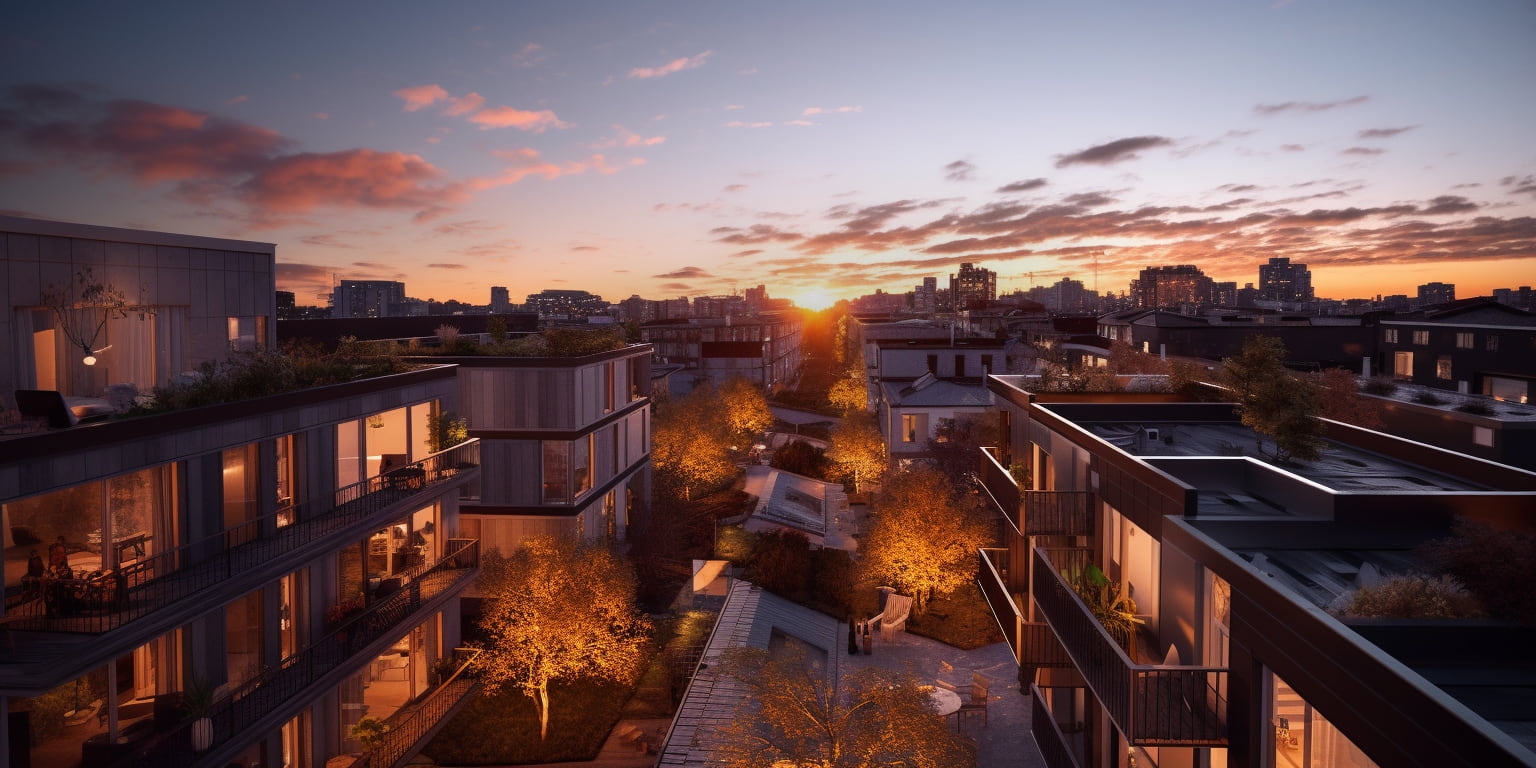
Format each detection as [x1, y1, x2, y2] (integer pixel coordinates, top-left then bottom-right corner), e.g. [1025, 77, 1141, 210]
[959, 673, 989, 728]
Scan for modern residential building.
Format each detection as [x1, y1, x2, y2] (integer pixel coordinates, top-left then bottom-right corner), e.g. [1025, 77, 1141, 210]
[1377, 298, 1536, 400]
[1257, 258, 1314, 304]
[332, 280, 407, 319]
[523, 289, 608, 320]
[489, 286, 510, 314]
[2, 217, 481, 768]
[1129, 265, 1218, 310]
[1094, 310, 1378, 372]
[914, 276, 940, 315]
[975, 375, 1536, 768]
[1416, 282, 1456, 308]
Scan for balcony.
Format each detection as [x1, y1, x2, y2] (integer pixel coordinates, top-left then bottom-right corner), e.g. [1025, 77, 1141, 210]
[5, 441, 479, 637]
[113, 539, 480, 768]
[1031, 684, 1084, 768]
[351, 648, 483, 768]
[1032, 546, 1227, 747]
[977, 548, 1071, 670]
[978, 447, 1094, 537]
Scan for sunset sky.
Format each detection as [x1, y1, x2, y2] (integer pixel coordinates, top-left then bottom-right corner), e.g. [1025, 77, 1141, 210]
[2, 1, 1533, 307]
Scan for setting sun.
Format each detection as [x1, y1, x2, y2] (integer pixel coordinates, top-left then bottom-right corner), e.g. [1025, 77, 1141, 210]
[793, 289, 836, 311]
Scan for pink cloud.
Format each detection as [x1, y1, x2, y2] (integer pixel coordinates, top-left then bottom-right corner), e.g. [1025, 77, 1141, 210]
[472, 148, 638, 189]
[242, 148, 462, 213]
[725, 121, 772, 129]
[595, 124, 665, 148]
[394, 84, 451, 111]
[445, 92, 485, 116]
[628, 50, 712, 79]
[467, 105, 568, 131]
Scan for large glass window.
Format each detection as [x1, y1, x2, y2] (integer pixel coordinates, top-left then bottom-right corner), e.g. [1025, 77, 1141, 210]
[574, 434, 593, 497]
[225, 589, 264, 688]
[1270, 671, 1379, 768]
[543, 441, 571, 504]
[1392, 351, 1413, 381]
[1436, 356, 1452, 381]
[223, 445, 259, 545]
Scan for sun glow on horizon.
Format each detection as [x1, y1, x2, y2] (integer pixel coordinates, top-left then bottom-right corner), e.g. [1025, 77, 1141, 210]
[793, 288, 836, 311]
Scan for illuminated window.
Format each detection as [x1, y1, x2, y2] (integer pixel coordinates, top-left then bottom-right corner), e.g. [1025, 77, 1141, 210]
[1383, 328, 1398, 344]
[1436, 356, 1452, 380]
[1455, 332, 1474, 349]
[574, 434, 593, 497]
[1392, 351, 1413, 380]
[902, 414, 919, 443]
[1412, 330, 1429, 345]
[542, 442, 571, 504]
[1473, 426, 1494, 447]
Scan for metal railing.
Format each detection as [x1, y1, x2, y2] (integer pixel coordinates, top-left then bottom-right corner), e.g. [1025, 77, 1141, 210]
[351, 648, 482, 768]
[1031, 684, 1084, 768]
[3, 441, 478, 636]
[978, 447, 1093, 536]
[977, 549, 1071, 670]
[1033, 546, 1227, 746]
[111, 539, 480, 768]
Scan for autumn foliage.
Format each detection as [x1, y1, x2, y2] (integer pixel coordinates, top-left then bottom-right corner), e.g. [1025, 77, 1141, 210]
[862, 466, 991, 614]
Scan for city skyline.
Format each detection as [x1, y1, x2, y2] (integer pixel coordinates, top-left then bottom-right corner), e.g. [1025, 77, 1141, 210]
[2, 1, 1534, 309]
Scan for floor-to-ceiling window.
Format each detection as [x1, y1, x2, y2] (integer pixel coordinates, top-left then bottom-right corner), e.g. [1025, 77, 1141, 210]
[1269, 672, 1379, 768]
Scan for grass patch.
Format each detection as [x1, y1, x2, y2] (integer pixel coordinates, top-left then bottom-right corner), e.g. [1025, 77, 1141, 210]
[424, 676, 632, 765]
[906, 582, 1005, 651]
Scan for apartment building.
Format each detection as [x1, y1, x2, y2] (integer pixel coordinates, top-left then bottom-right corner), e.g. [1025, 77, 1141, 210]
[975, 375, 1536, 768]
[1377, 298, 1536, 401]
[1, 218, 480, 768]
[639, 312, 803, 394]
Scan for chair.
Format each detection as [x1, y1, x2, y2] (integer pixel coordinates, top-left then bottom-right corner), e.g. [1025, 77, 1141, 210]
[959, 673, 989, 729]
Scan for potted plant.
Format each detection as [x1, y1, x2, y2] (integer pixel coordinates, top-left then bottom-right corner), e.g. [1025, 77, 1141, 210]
[1071, 563, 1145, 654]
[181, 678, 216, 751]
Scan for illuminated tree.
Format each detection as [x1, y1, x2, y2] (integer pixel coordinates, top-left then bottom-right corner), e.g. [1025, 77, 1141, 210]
[826, 411, 886, 493]
[1222, 336, 1324, 463]
[715, 646, 975, 768]
[827, 366, 867, 414]
[475, 536, 651, 741]
[863, 466, 990, 613]
[718, 376, 774, 446]
[652, 389, 736, 500]
[1311, 367, 1385, 429]
[925, 413, 998, 489]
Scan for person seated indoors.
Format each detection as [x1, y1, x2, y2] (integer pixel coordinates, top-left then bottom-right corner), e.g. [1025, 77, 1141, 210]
[46, 542, 72, 578]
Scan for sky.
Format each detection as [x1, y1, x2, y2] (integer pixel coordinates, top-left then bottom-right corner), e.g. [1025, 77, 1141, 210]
[2, 1, 1534, 309]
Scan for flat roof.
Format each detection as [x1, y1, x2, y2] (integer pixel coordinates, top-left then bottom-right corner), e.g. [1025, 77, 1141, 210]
[0, 214, 276, 254]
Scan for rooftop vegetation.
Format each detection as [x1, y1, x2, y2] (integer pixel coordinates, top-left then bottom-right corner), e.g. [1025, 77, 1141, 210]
[135, 338, 416, 414]
[411, 323, 629, 357]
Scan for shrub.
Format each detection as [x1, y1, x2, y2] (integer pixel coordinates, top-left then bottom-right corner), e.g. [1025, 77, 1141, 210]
[1341, 574, 1484, 619]
[1455, 401, 1495, 416]
[1361, 376, 1398, 396]
[1412, 391, 1447, 406]
[770, 440, 831, 479]
[1420, 519, 1536, 624]
[745, 529, 813, 601]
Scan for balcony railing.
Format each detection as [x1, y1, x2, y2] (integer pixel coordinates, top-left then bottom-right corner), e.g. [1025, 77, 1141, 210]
[977, 549, 1071, 670]
[1031, 684, 1085, 768]
[978, 447, 1093, 537]
[1033, 546, 1227, 746]
[351, 648, 482, 768]
[4, 441, 478, 636]
[112, 539, 480, 768]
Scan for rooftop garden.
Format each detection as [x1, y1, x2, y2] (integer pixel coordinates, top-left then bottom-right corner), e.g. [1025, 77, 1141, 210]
[403, 323, 629, 358]
[1360, 377, 1536, 420]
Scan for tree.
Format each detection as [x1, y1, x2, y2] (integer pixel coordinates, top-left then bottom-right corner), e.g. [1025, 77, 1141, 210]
[652, 388, 736, 500]
[1221, 336, 1324, 463]
[826, 411, 886, 493]
[862, 466, 991, 613]
[1311, 367, 1385, 429]
[475, 536, 651, 740]
[770, 439, 831, 479]
[925, 413, 998, 489]
[715, 646, 975, 768]
[827, 366, 867, 414]
[718, 376, 774, 446]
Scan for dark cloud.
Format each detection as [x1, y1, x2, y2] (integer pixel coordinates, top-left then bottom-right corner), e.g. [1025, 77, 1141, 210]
[1420, 196, 1479, 215]
[1503, 175, 1536, 198]
[352, 261, 391, 270]
[570, 245, 599, 251]
[657, 282, 692, 291]
[1358, 126, 1416, 139]
[1340, 147, 1386, 156]
[997, 178, 1047, 193]
[944, 160, 976, 181]
[732, 249, 765, 257]
[711, 224, 803, 245]
[724, 183, 747, 192]
[1055, 136, 1173, 167]
[276, 262, 333, 283]
[1253, 95, 1369, 115]
[427, 263, 468, 269]
[654, 266, 713, 279]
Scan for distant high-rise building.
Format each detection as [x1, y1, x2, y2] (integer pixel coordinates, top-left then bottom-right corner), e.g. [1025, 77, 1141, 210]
[524, 289, 608, 318]
[333, 279, 407, 318]
[743, 284, 768, 310]
[1130, 265, 1216, 308]
[949, 263, 997, 310]
[1212, 281, 1238, 307]
[913, 276, 939, 314]
[1417, 282, 1456, 307]
[490, 286, 510, 313]
[1258, 257, 1314, 303]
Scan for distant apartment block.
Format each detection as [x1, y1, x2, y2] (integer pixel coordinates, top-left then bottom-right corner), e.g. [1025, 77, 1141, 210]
[524, 289, 608, 319]
[489, 286, 510, 314]
[1129, 265, 1217, 309]
[1378, 298, 1536, 400]
[640, 313, 803, 394]
[914, 276, 939, 315]
[1258, 257, 1314, 303]
[950, 262, 998, 310]
[1416, 281, 1456, 308]
[333, 279, 407, 318]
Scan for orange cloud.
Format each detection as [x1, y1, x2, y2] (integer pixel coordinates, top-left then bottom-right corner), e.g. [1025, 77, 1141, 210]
[471, 148, 637, 189]
[628, 50, 712, 79]
[445, 92, 485, 116]
[242, 148, 462, 213]
[467, 106, 568, 131]
[394, 84, 451, 111]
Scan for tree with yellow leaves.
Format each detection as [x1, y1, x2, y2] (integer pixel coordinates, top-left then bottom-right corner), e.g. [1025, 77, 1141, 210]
[862, 465, 991, 613]
[717, 376, 774, 446]
[827, 365, 867, 414]
[715, 645, 975, 768]
[652, 388, 737, 500]
[475, 536, 651, 741]
[826, 411, 886, 493]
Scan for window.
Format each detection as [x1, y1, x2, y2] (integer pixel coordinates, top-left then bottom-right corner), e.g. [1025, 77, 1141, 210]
[574, 434, 594, 497]
[227, 316, 266, 351]
[1383, 328, 1398, 344]
[926, 354, 938, 375]
[603, 363, 616, 413]
[1412, 330, 1429, 345]
[1455, 332, 1474, 349]
[542, 442, 571, 504]
[1436, 356, 1452, 380]
[901, 414, 918, 443]
[954, 355, 965, 378]
[981, 354, 994, 375]
[1392, 351, 1413, 380]
[1486, 335, 1500, 352]
[1473, 426, 1494, 448]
